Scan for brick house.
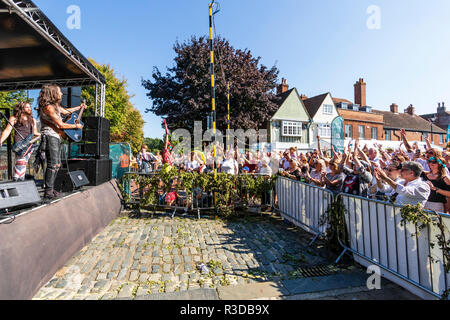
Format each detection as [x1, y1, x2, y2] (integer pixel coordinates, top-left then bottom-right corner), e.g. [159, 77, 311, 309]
[334, 78, 384, 143]
[373, 104, 447, 147]
[421, 102, 450, 142]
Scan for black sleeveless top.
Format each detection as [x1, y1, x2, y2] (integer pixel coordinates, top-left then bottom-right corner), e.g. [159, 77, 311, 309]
[422, 174, 450, 203]
[14, 119, 33, 144]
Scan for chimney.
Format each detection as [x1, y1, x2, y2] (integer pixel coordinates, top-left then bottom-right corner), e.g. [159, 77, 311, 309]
[405, 104, 415, 116]
[277, 78, 289, 95]
[390, 103, 398, 113]
[354, 78, 366, 107]
[438, 102, 446, 114]
[300, 94, 308, 101]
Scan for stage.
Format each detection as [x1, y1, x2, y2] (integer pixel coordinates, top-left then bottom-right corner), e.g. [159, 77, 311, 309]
[0, 179, 123, 300]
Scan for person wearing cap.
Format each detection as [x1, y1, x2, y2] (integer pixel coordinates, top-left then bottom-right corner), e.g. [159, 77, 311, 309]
[374, 161, 430, 207]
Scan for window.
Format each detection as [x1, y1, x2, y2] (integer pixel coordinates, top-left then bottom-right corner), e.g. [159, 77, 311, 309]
[282, 121, 302, 137]
[323, 104, 333, 115]
[371, 127, 378, 140]
[440, 134, 444, 145]
[345, 124, 353, 138]
[423, 132, 428, 142]
[318, 124, 331, 137]
[358, 125, 365, 139]
[385, 130, 391, 141]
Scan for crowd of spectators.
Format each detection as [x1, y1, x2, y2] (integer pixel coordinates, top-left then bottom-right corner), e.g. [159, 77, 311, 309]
[134, 128, 450, 214]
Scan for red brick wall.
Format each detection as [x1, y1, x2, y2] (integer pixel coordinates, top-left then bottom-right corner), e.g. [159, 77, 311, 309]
[385, 129, 447, 148]
[338, 109, 384, 140]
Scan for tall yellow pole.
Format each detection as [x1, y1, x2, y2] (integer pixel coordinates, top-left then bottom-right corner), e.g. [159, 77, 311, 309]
[209, 1, 217, 205]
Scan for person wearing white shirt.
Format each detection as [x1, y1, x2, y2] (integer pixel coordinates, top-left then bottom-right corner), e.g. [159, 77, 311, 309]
[370, 162, 405, 199]
[221, 151, 239, 175]
[138, 145, 156, 173]
[374, 161, 430, 207]
[185, 152, 201, 172]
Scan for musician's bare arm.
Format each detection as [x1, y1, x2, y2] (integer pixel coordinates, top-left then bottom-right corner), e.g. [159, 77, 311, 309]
[0, 116, 16, 145]
[57, 105, 74, 116]
[44, 105, 82, 130]
[60, 102, 86, 115]
[33, 118, 41, 137]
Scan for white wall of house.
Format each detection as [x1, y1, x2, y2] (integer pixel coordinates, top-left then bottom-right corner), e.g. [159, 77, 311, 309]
[310, 93, 340, 149]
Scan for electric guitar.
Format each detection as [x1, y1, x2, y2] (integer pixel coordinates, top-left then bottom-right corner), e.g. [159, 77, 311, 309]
[64, 100, 87, 142]
[0, 111, 40, 158]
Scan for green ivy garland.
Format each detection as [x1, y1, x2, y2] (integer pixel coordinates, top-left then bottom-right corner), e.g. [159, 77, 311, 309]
[320, 194, 349, 254]
[119, 166, 276, 217]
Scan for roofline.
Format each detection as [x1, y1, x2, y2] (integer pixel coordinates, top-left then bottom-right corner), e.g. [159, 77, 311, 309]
[1, 0, 105, 88]
[304, 92, 332, 118]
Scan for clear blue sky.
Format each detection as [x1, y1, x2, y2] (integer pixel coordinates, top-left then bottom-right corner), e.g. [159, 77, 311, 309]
[32, 0, 450, 138]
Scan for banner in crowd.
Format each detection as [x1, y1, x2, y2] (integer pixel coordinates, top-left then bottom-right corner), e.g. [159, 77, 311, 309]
[331, 116, 345, 154]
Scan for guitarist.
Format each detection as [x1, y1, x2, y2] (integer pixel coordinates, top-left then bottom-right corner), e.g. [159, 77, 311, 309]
[0, 102, 41, 181]
[37, 84, 86, 200]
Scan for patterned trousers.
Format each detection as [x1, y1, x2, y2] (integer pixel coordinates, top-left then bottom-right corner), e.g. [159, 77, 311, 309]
[13, 144, 35, 181]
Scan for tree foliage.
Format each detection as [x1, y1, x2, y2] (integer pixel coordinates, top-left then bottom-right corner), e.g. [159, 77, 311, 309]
[143, 137, 164, 153]
[142, 36, 280, 132]
[0, 91, 33, 114]
[81, 59, 144, 153]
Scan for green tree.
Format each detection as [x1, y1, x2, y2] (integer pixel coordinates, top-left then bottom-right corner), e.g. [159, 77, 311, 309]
[81, 59, 144, 153]
[142, 36, 280, 132]
[0, 91, 33, 114]
[143, 137, 164, 153]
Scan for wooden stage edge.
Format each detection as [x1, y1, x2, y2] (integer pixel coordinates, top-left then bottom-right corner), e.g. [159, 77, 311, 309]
[0, 179, 123, 300]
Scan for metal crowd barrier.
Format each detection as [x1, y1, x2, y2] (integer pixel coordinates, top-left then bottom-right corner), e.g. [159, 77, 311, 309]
[275, 176, 333, 245]
[336, 193, 450, 300]
[122, 172, 215, 219]
[122, 172, 275, 219]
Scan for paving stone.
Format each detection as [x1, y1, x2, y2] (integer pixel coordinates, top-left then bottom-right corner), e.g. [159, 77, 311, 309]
[129, 270, 139, 281]
[152, 265, 160, 274]
[163, 264, 171, 273]
[139, 274, 149, 283]
[117, 284, 135, 299]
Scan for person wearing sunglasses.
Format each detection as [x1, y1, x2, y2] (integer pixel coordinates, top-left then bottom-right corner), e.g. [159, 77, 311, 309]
[370, 162, 404, 200]
[374, 161, 430, 207]
[422, 157, 450, 213]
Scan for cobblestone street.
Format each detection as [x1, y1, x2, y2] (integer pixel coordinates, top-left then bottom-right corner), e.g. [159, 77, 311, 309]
[33, 211, 336, 300]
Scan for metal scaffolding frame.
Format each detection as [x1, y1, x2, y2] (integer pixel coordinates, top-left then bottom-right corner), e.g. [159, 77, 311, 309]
[0, 0, 106, 116]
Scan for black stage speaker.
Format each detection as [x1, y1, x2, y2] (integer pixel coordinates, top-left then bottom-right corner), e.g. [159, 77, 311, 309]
[67, 159, 112, 186]
[80, 117, 110, 159]
[79, 143, 109, 159]
[54, 170, 90, 193]
[0, 180, 41, 210]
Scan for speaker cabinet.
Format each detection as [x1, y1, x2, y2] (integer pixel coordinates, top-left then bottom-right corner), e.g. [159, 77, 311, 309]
[79, 143, 109, 159]
[67, 159, 112, 186]
[55, 170, 90, 193]
[80, 117, 110, 159]
[83, 117, 110, 131]
[0, 181, 41, 210]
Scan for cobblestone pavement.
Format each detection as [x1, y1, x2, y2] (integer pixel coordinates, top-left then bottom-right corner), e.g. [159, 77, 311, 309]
[33, 211, 337, 300]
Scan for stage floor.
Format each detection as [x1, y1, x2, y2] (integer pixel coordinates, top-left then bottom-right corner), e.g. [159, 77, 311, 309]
[0, 180, 123, 300]
[0, 182, 97, 225]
